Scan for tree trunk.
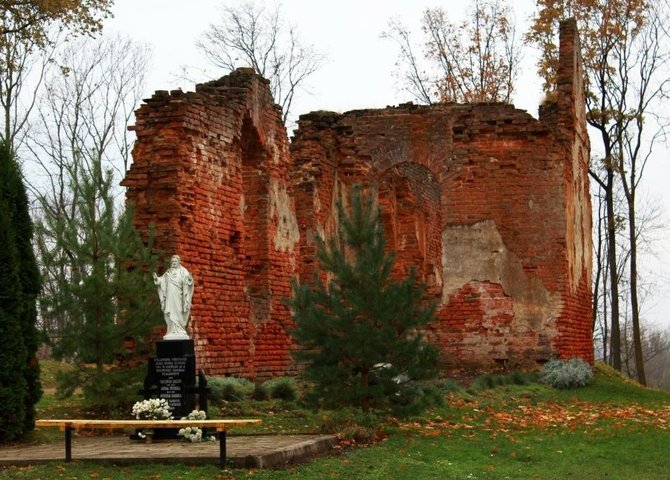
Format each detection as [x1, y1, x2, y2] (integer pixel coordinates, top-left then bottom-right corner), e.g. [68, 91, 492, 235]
[360, 370, 371, 413]
[627, 189, 646, 385]
[605, 168, 621, 370]
[592, 192, 604, 332]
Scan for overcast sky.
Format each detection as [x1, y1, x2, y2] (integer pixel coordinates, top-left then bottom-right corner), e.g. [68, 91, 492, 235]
[106, 0, 670, 330]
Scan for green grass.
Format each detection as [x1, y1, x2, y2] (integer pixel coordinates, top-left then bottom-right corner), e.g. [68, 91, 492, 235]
[1, 362, 668, 479]
[38, 359, 75, 392]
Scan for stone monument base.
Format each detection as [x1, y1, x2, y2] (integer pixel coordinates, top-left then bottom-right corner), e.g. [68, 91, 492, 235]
[141, 339, 196, 439]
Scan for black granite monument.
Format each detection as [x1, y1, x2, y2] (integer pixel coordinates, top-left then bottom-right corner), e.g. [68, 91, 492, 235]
[145, 339, 196, 419]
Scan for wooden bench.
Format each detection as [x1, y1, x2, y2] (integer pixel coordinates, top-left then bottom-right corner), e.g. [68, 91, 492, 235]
[35, 419, 261, 466]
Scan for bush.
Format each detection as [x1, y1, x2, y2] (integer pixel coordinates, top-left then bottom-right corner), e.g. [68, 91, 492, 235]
[469, 373, 498, 392]
[440, 378, 464, 393]
[540, 357, 593, 389]
[55, 365, 145, 416]
[208, 377, 254, 402]
[467, 370, 539, 393]
[263, 377, 299, 401]
[252, 382, 271, 401]
[390, 381, 443, 417]
[511, 370, 538, 385]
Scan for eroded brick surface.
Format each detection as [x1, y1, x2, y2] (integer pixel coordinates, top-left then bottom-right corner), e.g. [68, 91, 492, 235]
[124, 20, 592, 376]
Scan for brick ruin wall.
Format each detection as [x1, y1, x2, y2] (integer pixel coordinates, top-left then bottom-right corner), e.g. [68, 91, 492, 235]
[123, 71, 300, 377]
[123, 20, 593, 377]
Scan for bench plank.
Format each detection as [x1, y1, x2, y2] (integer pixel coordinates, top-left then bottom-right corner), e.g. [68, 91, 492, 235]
[36, 419, 260, 431]
[35, 418, 261, 466]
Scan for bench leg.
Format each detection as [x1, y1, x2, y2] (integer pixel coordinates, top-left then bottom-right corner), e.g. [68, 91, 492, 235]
[65, 427, 72, 462]
[219, 431, 226, 467]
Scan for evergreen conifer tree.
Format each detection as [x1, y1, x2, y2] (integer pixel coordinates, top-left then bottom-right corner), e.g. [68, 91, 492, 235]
[289, 186, 438, 412]
[0, 142, 37, 441]
[0, 203, 28, 442]
[36, 156, 161, 408]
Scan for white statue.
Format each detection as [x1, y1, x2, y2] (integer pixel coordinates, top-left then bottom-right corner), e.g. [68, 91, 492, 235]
[153, 255, 195, 340]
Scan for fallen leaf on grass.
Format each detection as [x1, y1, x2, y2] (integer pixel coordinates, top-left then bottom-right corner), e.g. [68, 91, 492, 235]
[402, 401, 670, 439]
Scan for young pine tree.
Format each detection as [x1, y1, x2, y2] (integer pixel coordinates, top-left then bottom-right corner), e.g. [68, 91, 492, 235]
[289, 186, 438, 412]
[36, 156, 161, 408]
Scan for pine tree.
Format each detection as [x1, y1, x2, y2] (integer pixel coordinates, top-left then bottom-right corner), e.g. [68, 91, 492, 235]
[36, 155, 161, 408]
[289, 186, 438, 412]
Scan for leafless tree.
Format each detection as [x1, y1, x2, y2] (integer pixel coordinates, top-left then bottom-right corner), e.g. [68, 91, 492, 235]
[641, 325, 670, 390]
[26, 34, 149, 185]
[196, 0, 323, 125]
[24, 34, 149, 338]
[613, 4, 670, 385]
[383, 0, 521, 104]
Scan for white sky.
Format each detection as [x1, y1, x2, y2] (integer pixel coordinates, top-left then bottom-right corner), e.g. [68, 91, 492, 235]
[106, 0, 670, 330]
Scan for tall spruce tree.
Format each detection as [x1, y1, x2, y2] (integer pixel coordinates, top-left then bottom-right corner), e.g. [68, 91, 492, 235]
[289, 186, 438, 412]
[35, 155, 161, 408]
[0, 142, 40, 441]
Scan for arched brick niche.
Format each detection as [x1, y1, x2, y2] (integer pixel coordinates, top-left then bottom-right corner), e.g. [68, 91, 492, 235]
[377, 162, 442, 295]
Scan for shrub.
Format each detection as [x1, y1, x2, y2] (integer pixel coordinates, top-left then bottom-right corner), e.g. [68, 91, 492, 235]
[540, 357, 593, 389]
[440, 378, 463, 393]
[263, 377, 299, 401]
[467, 370, 539, 393]
[252, 382, 271, 401]
[56, 365, 144, 416]
[511, 370, 538, 385]
[390, 381, 443, 417]
[208, 377, 254, 402]
[470, 373, 498, 392]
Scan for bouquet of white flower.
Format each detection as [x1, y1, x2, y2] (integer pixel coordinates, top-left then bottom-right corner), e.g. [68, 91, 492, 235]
[177, 425, 203, 442]
[182, 409, 207, 421]
[131, 398, 173, 420]
[178, 409, 215, 442]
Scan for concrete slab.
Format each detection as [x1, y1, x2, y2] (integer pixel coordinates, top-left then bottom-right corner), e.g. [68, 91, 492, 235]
[0, 434, 338, 468]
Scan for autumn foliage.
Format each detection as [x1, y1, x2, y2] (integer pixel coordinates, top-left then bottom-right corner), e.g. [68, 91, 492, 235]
[385, 0, 521, 104]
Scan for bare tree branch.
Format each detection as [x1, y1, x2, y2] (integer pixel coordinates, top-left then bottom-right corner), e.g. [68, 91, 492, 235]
[383, 0, 521, 104]
[194, 0, 323, 125]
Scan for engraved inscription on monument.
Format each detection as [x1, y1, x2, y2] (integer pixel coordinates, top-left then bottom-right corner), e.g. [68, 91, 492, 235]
[154, 357, 188, 411]
[146, 346, 195, 419]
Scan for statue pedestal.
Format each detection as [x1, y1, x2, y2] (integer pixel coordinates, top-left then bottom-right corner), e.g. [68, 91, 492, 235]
[156, 338, 195, 359]
[140, 339, 196, 439]
[147, 339, 196, 420]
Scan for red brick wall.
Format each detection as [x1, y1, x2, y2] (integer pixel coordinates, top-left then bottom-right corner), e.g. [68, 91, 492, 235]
[290, 92, 591, 368]
[123, 70, 300, 379]
[124, 20, 592, 376]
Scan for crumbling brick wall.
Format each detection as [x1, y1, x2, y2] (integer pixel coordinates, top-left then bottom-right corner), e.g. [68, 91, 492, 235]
[124, 19, 592, 376]
[123, 69, 300, 378]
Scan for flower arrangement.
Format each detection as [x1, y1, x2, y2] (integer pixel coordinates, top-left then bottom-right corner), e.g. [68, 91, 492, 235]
[177, 425, 204, 442]
[182, 409, 207, 421]
[131, 398, 173, 420]
[178, 409, 215, 442]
